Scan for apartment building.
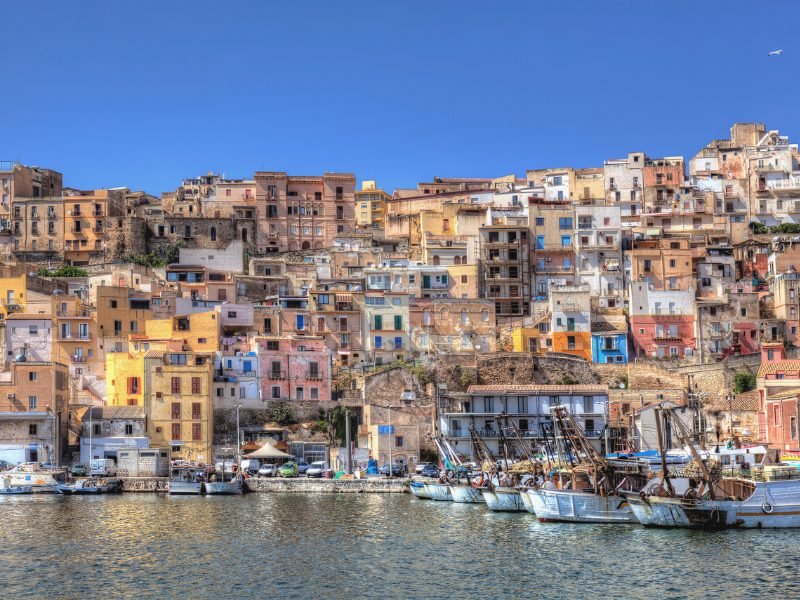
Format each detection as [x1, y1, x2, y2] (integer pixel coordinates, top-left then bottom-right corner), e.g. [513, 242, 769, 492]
[478, 225, 531, 317]
[604, 152, 644, 226]
[355, 180, 389, 229]
[441, 384, 610, 455]
[408, 298, 495, 355]
[256, 336, 331, 402]
[529, 199, 574, 300]
[144, 349, 214, 462]
[63, 188, 126, 265]
[12, 196, 64, 257]
[629, 282, 695, 358]
[574, 206, 623, 300]
[0, 162, 62, 233]
[549, 284, 592, 360]
[254, 171, 356, 253]
[629, 236, 693, 290]
[309, 284, 364, 367]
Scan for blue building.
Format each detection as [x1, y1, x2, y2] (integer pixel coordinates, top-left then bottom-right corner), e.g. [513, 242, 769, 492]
[591, 316, 629, 364]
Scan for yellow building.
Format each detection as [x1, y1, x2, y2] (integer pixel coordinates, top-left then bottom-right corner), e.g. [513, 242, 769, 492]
[105, 346, 146, 406]
[52, 296, 100, 385]
[512, 326, 543, 353]
[355, 180, 390, 229]
[447, 264, 479, 298]
[145, 311, 219, 353]
[144, 349, 213, 462]
[0, 274, 27, 317]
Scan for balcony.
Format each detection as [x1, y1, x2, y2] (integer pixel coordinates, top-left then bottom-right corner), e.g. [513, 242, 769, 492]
[267, 370, 288, 380]
[58, 335, 92, 342]
[306, 371, 324, 381]
[533, 265, 573, 274]
[56, 309, 92, 318]
[653, 333, 681, 341]
[71, 355, 87, 363]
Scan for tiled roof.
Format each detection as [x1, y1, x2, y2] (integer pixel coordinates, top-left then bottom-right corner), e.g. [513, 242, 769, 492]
[733, 390, 761, 412]
[86, 406, 144, 420]
[758, 360, 800, 378]
[145, 350, 165, 359]
[5, 313, 52, 320]
[467, 384, 608, 394]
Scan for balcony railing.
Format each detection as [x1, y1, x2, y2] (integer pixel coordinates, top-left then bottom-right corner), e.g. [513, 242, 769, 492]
[71, 355, 87, 363]
[306, 372, 323, 380]
[268, 370, 288, 380]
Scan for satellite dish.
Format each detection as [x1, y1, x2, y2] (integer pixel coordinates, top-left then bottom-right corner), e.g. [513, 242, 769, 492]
[619, 383, 626, 389]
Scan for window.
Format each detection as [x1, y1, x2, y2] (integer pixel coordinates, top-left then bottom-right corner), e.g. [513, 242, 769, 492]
[535, 217, 545, 226]
[29, 371, 37, 381]
[561, 235, 571, 247]
[296, 387, 305, 401]
[191, 377, 201, 394]
[191, 402, 201, 419]
[125, 423, 134, 435]
[28, 396, 37, 410]
[272, 386, 281, 399]
[374, 315, 382, 330]
[375, 336, 382, 349]
[94, 424, 101, 436]
[192, 423, 202, 441]
[127, 377, 140, 394]
[395, 436, 404, 448]
[669, 259, 676, 268]
[310, 387, 319, 400]
[643, 259, 651, 272]
[394, 315, 402, 330]
[29, 424, 38, 436]
[169, 354, 187, 365]
[264, 318, 273, 333]
[461, 275, 468, 284]
[296, 315, 305, 330]
[171, 377, 181, 394]
[171, 402, 181, 419]
[559, 217, 573, 230]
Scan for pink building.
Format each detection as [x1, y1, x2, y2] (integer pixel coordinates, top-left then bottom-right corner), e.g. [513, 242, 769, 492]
[257, 336, 331, 402]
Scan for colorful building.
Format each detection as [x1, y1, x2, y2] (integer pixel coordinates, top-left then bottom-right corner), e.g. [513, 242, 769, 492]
[549, 284, 592, 360]
[256, 336, 331, 402]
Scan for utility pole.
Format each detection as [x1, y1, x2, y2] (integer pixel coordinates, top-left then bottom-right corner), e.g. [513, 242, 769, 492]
[344, 408, 352, 474]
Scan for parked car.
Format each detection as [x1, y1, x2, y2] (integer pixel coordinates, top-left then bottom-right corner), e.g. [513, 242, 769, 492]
[70, 464, 88, 477]
[296, 461, 311, 475]
[241, 459, 261, 475]
[415, 462, 434, 474]
[379, 463, 404, 477]
[278, 462, 299, 477]
[306, 461, 327, 478]
[421, 464, 440, 478]
[258, 464, 277, 477]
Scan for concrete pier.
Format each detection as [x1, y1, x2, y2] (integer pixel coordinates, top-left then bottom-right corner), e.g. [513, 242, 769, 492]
[119, 477, 169, 492]
[245, 477, 409, 493]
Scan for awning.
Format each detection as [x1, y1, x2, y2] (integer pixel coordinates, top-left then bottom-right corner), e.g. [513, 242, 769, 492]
[246, 441, 292, 459]
[335, 293, 352, 303]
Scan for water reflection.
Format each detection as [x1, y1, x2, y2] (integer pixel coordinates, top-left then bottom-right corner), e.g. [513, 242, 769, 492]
[0, 494, 799, 598]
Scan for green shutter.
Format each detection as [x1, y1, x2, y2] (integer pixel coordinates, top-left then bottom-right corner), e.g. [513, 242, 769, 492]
[394, 315, 402, 330]
[374, 315, 382, 330]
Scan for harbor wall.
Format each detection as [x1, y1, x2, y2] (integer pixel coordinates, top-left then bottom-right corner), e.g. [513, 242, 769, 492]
[246, 477, 409, 493]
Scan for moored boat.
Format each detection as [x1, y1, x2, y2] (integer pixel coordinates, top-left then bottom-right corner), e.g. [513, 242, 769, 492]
[519, 486, 537, 514]
[531, 486, 637, 523]
[483, 486, 526, 512]
[449, 482, 485, 503]
[0, 475, 33, 495]
[57, 478, 124, 495]
[3, 464, 67, 493]
[205, 473, 244, 495]
[410, 479, 432, 499]
[168, 466, 206, 495]
[425, 481, 452, 501]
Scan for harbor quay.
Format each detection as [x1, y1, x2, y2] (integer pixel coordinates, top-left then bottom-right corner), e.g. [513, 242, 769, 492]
[103, 476, 410, 493]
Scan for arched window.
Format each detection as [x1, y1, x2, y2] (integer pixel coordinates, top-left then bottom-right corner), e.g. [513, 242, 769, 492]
[462, 255, 468, 264]
[210, 227, 217, 241]
[432, 255, 440, 265]
[454, 255, 461, 265]
[302, 241, 311, 250]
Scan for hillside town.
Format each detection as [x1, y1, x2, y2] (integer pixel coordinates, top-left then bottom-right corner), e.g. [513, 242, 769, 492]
[2, 121, 800, 475]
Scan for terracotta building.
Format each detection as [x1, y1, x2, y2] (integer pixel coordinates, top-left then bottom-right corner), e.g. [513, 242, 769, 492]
[254, 172, 356, 253]
[256, 336, 332, 402]
[62, 188, 126, 265]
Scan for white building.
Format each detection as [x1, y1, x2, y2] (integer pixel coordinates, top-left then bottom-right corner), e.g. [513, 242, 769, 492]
[574, 206, 624, 297]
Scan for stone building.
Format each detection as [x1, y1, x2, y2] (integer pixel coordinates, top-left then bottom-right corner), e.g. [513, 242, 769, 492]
[253, 171, 356, 253]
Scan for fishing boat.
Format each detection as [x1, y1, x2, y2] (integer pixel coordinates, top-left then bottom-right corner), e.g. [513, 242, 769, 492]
[205, 457, 244, 495]
[0, 475, 32, 495]
[483, 486, 527, 512]
[529, 405, 647, 524]
[3, 463, 67, 493]
[425, 481, 452, 501]
[167, 466, 206, 495]
[519, 485, 537, 514]
[409, 479, 432, 499]
[57, 478, 124, 495]
[449, 482, 485, 503]
[628, 404, 800, 529]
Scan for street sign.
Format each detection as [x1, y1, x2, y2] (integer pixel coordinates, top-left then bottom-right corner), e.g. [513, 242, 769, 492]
[378, 425, 395, 434]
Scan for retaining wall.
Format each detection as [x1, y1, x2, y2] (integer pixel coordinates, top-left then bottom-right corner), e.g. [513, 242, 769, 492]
[245, 477, 409, 493]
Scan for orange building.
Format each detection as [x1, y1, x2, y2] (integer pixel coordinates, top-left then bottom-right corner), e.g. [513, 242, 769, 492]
[63, 188, 125, 265]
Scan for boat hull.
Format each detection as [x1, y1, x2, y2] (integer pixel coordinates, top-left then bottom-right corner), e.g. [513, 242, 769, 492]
[168, 481, 204, 495]
[530, 489, 636, 523]
[519, 487, 537, 514]
[0, 485, 33, 495]
[484, 487, 526, 512]
[410, 481, 432, 499]
[205, 480, 244, 495]
[449, 484, 485, 504]
[425, 482, 452, 501]
[630, 479, 800, 529]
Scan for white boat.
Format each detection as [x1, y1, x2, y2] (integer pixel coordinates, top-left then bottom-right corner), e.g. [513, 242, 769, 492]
[205, 474, 244, 495]
[519, 486, 537, 514]
[3, 464, 66, 492]
[449, 483, 485, 503]
[410, 479, 432, 499]
[168, 466, 206, 495]
[0, 475, 32, 495]
[483, 487, 526, 512]
[425, 482, 452, 501]
[529, 487, 637, 523]
[57, 478, 124, 495]
[629, 472, 800, 529]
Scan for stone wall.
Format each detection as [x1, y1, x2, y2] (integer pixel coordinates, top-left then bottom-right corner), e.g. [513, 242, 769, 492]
[246, 477, 409, 493]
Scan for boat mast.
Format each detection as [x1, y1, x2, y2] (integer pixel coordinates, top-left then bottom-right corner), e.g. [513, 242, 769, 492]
[667, 406, 716, 500]
[654, 406, 674, 495]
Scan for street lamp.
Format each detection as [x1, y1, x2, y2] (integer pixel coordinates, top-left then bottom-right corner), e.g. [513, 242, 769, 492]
[387, 404, 396, 479]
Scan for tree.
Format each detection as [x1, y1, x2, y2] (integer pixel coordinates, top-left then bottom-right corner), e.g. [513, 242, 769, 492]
[329, 406, 358, 446]
[37, 265, 88, 278]
[732, 371, 756, 394]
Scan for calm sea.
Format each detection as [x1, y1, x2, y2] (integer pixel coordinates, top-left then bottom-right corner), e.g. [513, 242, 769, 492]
[0, 493, 798, 599]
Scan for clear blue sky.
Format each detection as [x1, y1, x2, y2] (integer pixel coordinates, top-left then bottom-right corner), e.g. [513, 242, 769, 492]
[1, 0, 797, 194]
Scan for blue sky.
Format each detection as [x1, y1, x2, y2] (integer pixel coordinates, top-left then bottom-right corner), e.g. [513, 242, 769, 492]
[0, 1, 797, 194]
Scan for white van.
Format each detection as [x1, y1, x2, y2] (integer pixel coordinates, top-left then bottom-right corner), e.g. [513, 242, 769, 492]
[90, 458, 117, 476]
